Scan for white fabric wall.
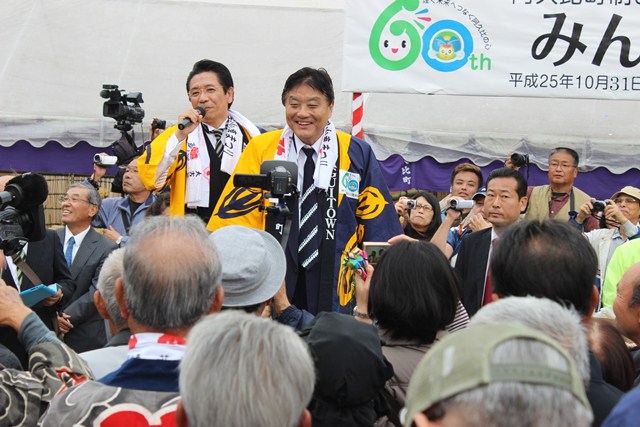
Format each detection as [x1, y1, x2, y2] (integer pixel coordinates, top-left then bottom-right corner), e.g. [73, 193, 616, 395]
[1, 0, 638, 173]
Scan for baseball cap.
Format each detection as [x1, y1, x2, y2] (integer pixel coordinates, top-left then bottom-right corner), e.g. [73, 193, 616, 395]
[209, 225, 286, 307]
[472, 187, 486, 201]
[401, 323, 588, 427]
[610, 186, 640, 203]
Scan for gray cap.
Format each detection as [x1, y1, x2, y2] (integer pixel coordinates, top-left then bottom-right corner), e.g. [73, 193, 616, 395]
[209, 225, 286, 307]
[401, 323, 588, 427]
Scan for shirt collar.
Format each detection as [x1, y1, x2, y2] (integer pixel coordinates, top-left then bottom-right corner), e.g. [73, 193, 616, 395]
[65, 225, 91, 248]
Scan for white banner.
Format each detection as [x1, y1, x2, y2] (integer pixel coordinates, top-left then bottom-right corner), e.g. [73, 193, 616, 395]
[343, 0, 640, 99]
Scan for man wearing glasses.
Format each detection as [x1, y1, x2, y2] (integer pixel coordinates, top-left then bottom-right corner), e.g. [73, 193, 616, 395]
[138, 59, 261, 227]
[57, 183, 117, 352]
[520, 147, 595, 228]
[572, 186, 640, 309]
[88, 156, 155, 247]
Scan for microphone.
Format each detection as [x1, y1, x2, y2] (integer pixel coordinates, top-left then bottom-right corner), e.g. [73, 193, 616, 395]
[0, 173, 49, 211]
[177, 106, 206, 130]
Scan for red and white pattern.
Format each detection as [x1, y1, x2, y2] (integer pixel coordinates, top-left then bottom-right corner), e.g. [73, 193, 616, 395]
[351, 92, 364, 139]
[128, 333, 186, 361]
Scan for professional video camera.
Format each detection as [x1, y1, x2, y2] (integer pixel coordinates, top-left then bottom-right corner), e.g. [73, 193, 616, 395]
[100, 84, 145, 132]
[0, 173, 48, 256]
[234, 160, 298, 249]
[234, 161, 298, 199]
[100, 84, 146, 193]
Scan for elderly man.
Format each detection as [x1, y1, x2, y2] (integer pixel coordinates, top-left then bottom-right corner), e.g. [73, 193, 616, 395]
[490, 220, 623, 426]
[574, 186, 640, 309]
[611, 262, 640, 386]
[508, 147, 596, 229]
[56, 183, 117, 352]
[176, 310, 314, 427]
[79, 248, 130, 378]
[454, 168, 528, 316]
[402, 323, 592, 427]
[209, 225, 285, 315]
[210, 67, 402, 315]
[89, 156, 155, 246]
[139, 59, 261, 226]
[41, 216, 223, 425]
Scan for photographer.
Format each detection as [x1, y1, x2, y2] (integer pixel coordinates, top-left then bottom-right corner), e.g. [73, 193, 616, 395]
[431, 188, 491, 261]
[571, 186, 640, 309]
[88, 156, 155, 246]
[396, 191, 442, 241]
[138, 59, 261, 226]
[506, 147, 597, 231]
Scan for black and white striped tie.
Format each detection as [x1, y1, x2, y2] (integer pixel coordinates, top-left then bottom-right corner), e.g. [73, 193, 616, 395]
[203, 124, 224, 158]
[298, 147, 321, 269]
[212, 128, 224, 158]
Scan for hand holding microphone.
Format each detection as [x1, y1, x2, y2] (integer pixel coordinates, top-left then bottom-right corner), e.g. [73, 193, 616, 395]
[177, 106, 206, 130]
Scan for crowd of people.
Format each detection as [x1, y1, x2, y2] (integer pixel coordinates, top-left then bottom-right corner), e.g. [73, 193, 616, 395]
[0, 59, 639, 427]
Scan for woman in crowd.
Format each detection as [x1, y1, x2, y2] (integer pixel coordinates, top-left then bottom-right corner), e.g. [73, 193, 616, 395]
[354, 240, 467, 426]
[396, 191, 442, 241]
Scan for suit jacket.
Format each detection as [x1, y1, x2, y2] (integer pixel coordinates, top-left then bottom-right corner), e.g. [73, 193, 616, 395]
[1, 229, 75, 367]
[57, 227, 117, 353]
[453, 228, 492, 317]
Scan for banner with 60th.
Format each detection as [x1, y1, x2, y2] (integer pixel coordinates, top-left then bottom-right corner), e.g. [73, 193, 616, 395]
[342, 0, 640, 100]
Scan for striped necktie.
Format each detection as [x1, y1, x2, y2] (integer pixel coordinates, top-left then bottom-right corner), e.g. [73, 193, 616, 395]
[298, 147, 321, 269]
[203, 124, 224, 158]
[16, 248, 27, 288]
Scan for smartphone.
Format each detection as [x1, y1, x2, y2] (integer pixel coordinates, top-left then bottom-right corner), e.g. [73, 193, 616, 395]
[363, 242, 390, 266]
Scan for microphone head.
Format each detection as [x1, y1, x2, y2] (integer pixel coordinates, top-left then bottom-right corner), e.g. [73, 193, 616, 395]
[5, 173, 49, 210]
[194, 106, 206, 118]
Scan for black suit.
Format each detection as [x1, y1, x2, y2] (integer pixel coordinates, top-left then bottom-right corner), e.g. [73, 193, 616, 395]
[57, 227, 117, 353]
[1, 230, 75, 367]
[453, 228, 492, 317]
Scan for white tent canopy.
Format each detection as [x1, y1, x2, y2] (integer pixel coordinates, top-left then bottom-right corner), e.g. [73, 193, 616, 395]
[1, 0, 639, 173]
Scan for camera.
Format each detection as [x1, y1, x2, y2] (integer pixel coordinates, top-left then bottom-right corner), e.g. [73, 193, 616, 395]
[100, 84, 145, 131]
[592, 200, 608, 212]
[151, 118, 166, 131]
[406, 199, 417, 209]
[510, 153, 530, 168]
[449, 199, 475, 210]
[234, 160, 298, 198]
[93, 154, 118, 166]
[0, 173, 48, 255]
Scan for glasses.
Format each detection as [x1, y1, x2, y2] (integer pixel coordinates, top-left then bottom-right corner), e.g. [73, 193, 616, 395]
[614, 197, 639, 205]
[549, 161, 576, 170]
[413, 203, 433, 212]
[188, 86, 224, 99]
[58, 195, 94, 205]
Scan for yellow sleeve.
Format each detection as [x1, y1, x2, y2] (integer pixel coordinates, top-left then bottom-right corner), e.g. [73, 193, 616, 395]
[207, 132, 279, 231]
[137, 126, 183, 192]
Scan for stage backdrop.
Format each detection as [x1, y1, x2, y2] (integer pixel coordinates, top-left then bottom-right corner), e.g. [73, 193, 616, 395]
[344, 0, 640, 99]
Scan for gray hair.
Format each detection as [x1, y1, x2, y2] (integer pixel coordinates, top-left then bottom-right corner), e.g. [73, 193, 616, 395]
[122, 215, 221, 329]
[68, 182, 101, 210]
[439, 337, 593, 427]
[469, 296, 591, 388]
[180, 311, 315, 427]
[96, 248, 126, 330]
[470, 296, 590, 387]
